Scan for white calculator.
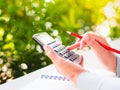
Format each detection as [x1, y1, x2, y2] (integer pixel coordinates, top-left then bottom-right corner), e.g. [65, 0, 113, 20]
[32, 32, 81, 64]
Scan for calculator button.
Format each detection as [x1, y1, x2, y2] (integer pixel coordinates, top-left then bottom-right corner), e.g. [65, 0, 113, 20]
[49, 42, 61, 48]
[63, 53, 71, 58]
[74, 54, 79, 60]
[67, 51, 74, 56]
[68, 54, 79, 61]
[59, 49, 69, 55]
[54, 45, 65, 52]
[73, 55, 81, 63]
[54, 49, 59, 52]
[68, 56, 75, 61]
[63, 51, 74, 58]
[63, 54, 70, 58]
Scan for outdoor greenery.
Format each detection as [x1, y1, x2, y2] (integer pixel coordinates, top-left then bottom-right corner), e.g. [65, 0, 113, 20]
[0, 0, 120, 84]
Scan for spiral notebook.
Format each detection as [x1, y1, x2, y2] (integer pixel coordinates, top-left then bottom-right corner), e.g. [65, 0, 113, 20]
[20, 65, 80, 90]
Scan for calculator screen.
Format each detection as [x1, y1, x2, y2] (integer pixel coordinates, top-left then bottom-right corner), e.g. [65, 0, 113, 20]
[36, 32, 55, 45]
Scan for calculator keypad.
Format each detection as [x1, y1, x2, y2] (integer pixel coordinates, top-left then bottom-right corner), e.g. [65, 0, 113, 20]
[54, 45, 65, 52]
[48, 41, 61, 48]
[48, 41, 81, 64]
[59, 48, 69, 55]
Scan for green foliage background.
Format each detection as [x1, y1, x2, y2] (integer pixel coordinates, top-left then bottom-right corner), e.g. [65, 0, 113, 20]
[0, 0, 120, 84]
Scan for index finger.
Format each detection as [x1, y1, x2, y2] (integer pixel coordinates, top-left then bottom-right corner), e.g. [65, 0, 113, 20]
[67, 42, 80, 50]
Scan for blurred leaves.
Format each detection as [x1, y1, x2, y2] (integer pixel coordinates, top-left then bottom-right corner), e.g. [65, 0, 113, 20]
[0, 0, 120, 84]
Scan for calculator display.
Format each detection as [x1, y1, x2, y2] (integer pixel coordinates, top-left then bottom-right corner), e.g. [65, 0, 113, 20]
[32, 32, 55, 47]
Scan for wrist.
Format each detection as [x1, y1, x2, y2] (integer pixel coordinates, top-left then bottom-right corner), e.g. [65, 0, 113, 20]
[70, 69, 87, 83]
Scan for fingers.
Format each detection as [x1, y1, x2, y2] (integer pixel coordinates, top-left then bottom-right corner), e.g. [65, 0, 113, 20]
[67, 38, 81, 50]
[68, 32, 108, 50]
[44, 45, 84, 66]
[80, 32, 109, 50]
[79, 55, 84, 66]
[85, 32, 109, 46]
[67, 43, 80, 50]
[44, 45, 65, 73]
[43, 45, 61, 63]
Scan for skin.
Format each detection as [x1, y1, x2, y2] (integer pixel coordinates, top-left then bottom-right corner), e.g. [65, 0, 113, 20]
[68, 32, 117, 73]
[43, 32, 117, 83]
[44, 45, 87, 83]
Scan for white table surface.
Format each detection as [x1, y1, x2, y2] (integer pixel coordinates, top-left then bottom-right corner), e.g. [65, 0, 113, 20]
[0, 65, 56, 90]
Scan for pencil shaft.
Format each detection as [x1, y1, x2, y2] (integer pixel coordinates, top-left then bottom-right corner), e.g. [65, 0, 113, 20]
[69, 32, 120, 54]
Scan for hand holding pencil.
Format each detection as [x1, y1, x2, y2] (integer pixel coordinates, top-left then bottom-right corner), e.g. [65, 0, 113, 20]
[67, 31, 120, 54]
[67, 31, 117, 73]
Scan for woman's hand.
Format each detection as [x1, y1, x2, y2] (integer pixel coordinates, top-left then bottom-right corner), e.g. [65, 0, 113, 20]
[43, 45, 87, 83]
[68, 32, 117, 73]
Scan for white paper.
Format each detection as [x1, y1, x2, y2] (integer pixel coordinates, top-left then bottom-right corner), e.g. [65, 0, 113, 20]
[20, 67, 80, 90]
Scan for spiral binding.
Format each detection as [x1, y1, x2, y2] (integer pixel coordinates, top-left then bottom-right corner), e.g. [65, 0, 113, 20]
[41, 74, 69, 81]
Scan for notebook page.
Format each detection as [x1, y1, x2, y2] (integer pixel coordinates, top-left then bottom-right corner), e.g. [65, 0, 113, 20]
[20, 66, 80, 90]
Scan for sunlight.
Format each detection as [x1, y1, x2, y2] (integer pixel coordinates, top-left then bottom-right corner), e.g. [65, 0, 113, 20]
[5, 33, 13, 42]
[0, 28, 4, 40]
[96, 21, 110, 37]
[109, 19, 117, 27]
[45, 22, 52, 29]
[104, 2, 116, 18]
[0, 9, 2, 15]
[45, 0, 55, 3]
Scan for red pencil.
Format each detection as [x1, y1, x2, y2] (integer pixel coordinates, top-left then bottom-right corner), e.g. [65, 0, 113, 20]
[67, 31, 120, 54]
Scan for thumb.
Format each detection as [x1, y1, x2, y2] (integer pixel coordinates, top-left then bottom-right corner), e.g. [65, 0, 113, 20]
[79, 55, 84, 66]
[43, 45, 59, 63]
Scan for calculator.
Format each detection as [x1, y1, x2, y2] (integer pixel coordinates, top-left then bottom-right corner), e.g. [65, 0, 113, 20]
[32, 32, 81, 64]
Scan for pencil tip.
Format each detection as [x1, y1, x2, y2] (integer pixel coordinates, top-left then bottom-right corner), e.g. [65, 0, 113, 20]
[66, 31, 71, 34]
